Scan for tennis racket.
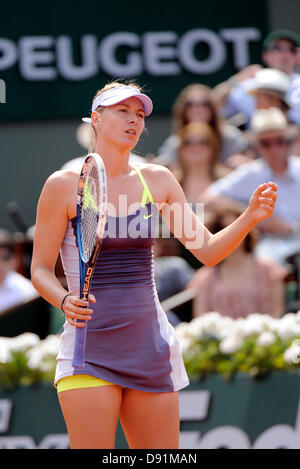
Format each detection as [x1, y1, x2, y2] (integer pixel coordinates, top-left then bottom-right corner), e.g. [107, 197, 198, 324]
[72, 153, 107, 369]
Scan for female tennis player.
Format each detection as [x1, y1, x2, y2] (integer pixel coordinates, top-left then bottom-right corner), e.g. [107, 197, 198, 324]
[31, 80, 277, 449]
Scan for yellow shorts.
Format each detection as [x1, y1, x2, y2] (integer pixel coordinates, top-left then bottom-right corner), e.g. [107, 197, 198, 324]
[56, 374, 118, 393]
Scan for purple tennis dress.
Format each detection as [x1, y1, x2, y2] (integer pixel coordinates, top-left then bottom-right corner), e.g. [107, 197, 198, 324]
[55, 166, 189, 393]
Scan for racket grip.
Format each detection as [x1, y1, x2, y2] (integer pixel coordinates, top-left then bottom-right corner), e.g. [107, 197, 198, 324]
[72, 322, 88, 369]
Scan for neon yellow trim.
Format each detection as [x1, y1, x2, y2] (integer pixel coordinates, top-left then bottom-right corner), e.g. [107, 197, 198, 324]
[131, 164, 154, 206]
[83, 178, 97, 211]
[56, 374, 116, 393]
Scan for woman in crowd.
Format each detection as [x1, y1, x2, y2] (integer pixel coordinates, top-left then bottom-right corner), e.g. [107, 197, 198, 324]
[188, 207, 286, 319]
[156, 83, 251, 169]
[175, 121, 229, 204]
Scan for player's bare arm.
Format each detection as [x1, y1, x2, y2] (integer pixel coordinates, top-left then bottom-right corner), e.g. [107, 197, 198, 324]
[31, 170, 94, 324]
[156, 165, 277, 266]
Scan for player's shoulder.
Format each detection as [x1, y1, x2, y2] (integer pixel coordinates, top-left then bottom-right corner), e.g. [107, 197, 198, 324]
[45, 168, 79, 185]
[135, 161, 175, 181]
[41, 169, 79, 198]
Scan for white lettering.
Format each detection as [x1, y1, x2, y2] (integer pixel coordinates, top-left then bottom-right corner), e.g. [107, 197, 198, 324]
[0, 29, 263, 80]
[0, 399, 12, 433]
[57, 35, 98, 80]
[179, 390, 210, 449]
[221, 27, 261, 69]
[0, 79, 6, 103]
[0, 436, 36, 449]
[143, 31, 180, 76]
[179, 390, 211, 421]
[180, 431, 201, 449]
[198, 426, 251, 449]
[126, 210, 141, 239]
[179, 391, 300, 449]
[19, 36, 56, 80]
[38, 434, 69, 449]
[99, 32, 142, 77]
[0, 433, 69, 449]
[180, 426, 251, 449]
[103, 454, 136, 465]
[1, 391, 300, 449]
[179, 29, 226, 74]
[252, 399, 300, 449]
[183, 202, 205, 250]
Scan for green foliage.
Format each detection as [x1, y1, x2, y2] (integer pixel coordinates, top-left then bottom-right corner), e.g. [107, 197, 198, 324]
[182, 333, 300, 380]
[0, 333, 58, 390]
[176, 312, 300, 380]
[0, 351, 43, 390]
[1, 314, 300, 389]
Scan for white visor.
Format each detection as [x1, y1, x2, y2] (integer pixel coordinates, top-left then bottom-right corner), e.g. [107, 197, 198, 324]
[82, 85, 153, 123]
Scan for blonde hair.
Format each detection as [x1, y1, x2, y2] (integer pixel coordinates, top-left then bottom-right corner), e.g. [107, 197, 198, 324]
[88, 80, 142, 153]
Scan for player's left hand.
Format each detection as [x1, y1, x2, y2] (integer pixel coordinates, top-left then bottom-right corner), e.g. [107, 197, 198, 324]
[247, 182, 278, 222]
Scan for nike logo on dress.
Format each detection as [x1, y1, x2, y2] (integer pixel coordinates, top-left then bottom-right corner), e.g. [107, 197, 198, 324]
[143, 213, 153, 220]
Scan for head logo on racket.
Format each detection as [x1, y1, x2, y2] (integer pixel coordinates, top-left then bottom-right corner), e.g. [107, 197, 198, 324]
[72, 153, 107, 369]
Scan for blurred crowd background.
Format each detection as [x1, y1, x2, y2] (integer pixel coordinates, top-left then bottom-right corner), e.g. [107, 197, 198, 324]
[1, 0, 300, 337]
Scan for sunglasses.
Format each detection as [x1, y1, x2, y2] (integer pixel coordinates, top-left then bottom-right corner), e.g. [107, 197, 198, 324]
[185, 100, 210, 108]
[183, 138, 210, 147]
[258, 137, 286, 148]
[272, 44, 297, 54]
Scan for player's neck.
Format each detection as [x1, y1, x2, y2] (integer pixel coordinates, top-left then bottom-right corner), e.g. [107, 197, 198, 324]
[95, 142, 131, 178]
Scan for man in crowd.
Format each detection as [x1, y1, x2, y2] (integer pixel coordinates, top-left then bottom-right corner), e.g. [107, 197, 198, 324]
[0, 229, 38, 313]
[213, 29, 300, 126]
[200, 108, 300, 265]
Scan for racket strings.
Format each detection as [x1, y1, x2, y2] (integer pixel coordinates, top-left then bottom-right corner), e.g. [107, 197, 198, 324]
[81, 206, 99, 260]
[81, 164, 101, 261]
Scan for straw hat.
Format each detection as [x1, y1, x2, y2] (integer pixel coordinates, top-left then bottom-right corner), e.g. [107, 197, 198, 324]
[250, 107, 288, 134]
[248, 68, 290, 109]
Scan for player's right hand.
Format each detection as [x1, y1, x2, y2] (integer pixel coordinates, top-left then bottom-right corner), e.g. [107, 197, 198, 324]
[62, 294, 96, 327]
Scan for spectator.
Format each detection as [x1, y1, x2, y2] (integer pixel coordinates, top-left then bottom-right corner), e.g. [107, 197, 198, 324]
[175, 122, 229, 204]
[188, 207, 286, 319]
[201, 108, 300, 265]
[248, 68, 291, 115]
[156, 83, 250, 169]
[214, 29, 300, 126]
[0, 229, 38, 313]
[153, 237, 195, 325]
[241, 68, 300, 158]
